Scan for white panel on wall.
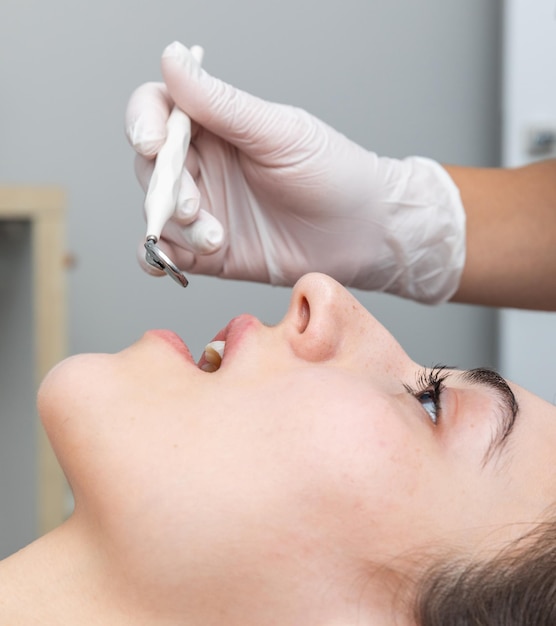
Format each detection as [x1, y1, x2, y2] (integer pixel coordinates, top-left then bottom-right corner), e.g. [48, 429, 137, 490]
[502, 0, 556, 165]
[499, 0, 556, 399]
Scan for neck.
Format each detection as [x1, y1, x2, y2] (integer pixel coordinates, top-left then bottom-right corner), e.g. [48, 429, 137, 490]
[0, 518, 147, 626]
[0, 516, 416, 625]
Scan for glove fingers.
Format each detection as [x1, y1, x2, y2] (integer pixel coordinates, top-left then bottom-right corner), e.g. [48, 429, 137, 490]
[134, 153, 154, 193]
[135, 148, 201, 224]
[138, 232, 224, 278]
[160, 42, 301, 161]
[174, 162, 201, 224]
[137, 236, 201, 278]
[163, 209, 224, 255]
[126, 82, 173, 158]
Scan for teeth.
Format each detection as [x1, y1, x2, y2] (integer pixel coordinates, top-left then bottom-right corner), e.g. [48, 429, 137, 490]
[201, 340, 225, 372]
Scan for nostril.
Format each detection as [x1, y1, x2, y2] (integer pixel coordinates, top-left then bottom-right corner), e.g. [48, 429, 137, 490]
[298, 296, 310, 334]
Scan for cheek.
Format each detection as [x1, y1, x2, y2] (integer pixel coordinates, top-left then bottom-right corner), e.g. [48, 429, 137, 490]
[228, 371, 434, 540]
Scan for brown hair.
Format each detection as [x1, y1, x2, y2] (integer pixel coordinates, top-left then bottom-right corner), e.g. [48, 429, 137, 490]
[414, 522, 556, 625]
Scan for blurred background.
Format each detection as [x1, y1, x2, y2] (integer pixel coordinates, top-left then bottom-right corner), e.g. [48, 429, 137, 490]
[0, 0, 531, 556]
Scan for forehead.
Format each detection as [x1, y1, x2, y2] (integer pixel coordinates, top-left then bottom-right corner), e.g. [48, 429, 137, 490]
[502, 383, 556, 508]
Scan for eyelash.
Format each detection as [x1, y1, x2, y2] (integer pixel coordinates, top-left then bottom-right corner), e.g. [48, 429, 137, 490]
[404, 366, 449, 425]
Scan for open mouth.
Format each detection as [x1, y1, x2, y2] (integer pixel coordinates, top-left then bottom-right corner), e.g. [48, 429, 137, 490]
[201, 340, 225, 372]
[195, 314, 259, 373]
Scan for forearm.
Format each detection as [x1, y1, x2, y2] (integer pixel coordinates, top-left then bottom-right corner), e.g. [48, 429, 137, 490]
[445, 159, 556, 310]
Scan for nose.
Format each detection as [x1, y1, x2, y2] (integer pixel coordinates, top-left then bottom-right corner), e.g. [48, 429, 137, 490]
[285, 273, 403, 365]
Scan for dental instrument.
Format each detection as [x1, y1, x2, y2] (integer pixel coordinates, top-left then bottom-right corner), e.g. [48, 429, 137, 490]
[143, 46, 205, 288]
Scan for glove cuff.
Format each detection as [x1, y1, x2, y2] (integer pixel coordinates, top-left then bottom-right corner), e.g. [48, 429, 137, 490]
[356, 156, 466, 304]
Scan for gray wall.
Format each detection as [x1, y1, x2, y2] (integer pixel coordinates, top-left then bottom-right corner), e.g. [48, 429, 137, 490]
[0, 0, 501, 554]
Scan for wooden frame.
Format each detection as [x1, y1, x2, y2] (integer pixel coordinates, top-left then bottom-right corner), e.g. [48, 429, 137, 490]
[0, 187, 67, 534]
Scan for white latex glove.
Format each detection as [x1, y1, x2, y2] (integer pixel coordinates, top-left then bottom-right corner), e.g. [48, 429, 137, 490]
[126, 41, 465, 303]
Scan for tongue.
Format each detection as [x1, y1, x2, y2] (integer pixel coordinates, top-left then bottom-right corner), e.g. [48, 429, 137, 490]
[201, 341, 226, 372]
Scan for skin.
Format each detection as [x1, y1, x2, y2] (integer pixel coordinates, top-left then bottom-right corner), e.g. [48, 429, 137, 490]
[1, 272, 556, 625]
[448, 159, 556, 310]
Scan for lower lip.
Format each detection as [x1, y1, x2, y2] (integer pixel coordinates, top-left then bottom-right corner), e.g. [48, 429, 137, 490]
[146, 329, 195, 364]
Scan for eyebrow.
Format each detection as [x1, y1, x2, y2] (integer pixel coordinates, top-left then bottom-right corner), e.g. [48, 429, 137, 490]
[458, 367, 519, 466]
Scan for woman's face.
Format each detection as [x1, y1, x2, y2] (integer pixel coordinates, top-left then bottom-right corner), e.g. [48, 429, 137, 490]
[38, 273, 556, 614]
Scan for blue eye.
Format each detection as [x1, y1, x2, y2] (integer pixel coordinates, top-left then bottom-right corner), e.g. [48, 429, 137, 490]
[417, 389, 440, 425]
[405, 366, 448, 426]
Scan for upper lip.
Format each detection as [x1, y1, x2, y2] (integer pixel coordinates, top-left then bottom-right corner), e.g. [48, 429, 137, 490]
[198, 314, 258, 370]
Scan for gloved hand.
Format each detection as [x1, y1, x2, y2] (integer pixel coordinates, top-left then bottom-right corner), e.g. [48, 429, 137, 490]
[125, 41, 466, 303]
